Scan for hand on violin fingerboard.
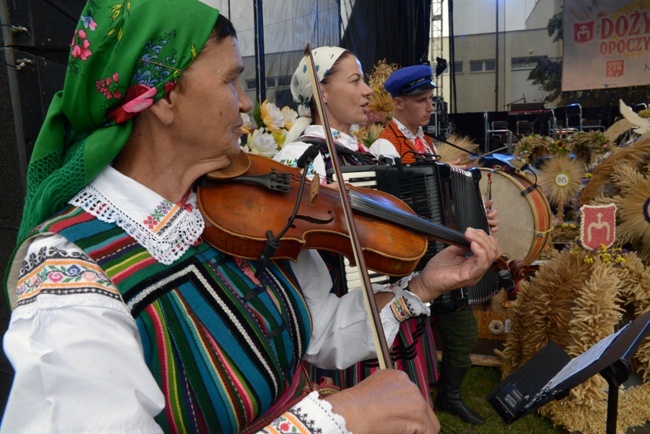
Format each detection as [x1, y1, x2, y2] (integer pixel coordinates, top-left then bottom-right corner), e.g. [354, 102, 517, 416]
[407, 227, 502, 302]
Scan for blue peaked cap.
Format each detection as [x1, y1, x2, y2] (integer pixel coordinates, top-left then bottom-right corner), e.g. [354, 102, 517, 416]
[384, 65, 436, 98]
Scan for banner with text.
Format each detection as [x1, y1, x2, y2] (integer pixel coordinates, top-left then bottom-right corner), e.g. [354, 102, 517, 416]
[563, 0, 650, 91]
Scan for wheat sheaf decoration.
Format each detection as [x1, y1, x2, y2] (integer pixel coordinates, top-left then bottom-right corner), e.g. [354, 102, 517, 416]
[604, 117, 635, 144]
[353, 59, 398, 146]
[436, 134, 479, 166]
[538, 155, 585, 222]
[567, 130, 612, 166]
[579, 133, 650, 207]
[611, 164, 650, 264]
[501, 247, 650, 434]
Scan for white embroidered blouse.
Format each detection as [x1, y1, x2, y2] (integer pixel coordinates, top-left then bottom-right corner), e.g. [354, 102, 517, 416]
[2, 164, 427, 434]
[273, 125, 367, 182]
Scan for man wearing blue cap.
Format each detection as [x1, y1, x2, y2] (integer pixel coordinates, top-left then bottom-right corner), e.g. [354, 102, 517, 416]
[372, 64, 438, 164]
[373, 64, 488, 426]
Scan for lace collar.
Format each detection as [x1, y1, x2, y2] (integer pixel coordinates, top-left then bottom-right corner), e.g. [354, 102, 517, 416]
[69, 166, 204, 265]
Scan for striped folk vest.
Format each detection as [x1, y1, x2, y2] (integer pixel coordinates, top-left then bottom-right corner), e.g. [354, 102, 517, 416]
[40, 206, 312, 433]
[376, 121, 435, 164]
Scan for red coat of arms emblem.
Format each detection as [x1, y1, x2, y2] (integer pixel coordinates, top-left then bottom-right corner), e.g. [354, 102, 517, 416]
[574, 22, 594, 43]
[580, 204, 617, 250]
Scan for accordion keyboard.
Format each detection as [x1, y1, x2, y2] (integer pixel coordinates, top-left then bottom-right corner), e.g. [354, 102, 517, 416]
[335, 163, 500, 313]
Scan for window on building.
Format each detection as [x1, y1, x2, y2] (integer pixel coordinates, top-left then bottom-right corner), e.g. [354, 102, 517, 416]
[511, 56, 545, 70]
[266, 77, 276, 88]
[445, 61, 463, 74]
[469, 59, 496, 72]
[277, 75, 292, 86]
[245, 79, 257, 90]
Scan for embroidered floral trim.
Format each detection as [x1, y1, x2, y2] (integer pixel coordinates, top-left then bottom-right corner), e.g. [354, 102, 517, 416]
[262, 391, 348, 434]
[386, 273, 431, 317]
[16, 246, 119, 307]
[263, 411, 315, 434]
[390, 296, 413, 322]
[143, 199, 175, 230]
[70, 184, 204, 265]
[303, 125, 360, 152]
[395, 118, 424, 142]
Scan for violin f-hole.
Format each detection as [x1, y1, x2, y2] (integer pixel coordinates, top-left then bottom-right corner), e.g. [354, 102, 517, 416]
[293, 211, 335, 225]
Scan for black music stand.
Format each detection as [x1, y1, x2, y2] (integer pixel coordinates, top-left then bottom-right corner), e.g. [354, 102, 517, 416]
[487, 309, 650, 434]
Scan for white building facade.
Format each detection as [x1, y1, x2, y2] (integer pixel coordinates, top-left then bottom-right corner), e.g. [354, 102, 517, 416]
[437, 0, 564, 113]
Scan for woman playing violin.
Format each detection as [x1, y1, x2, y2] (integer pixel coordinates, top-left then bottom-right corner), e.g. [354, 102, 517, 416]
[274, 46, 445, 399]
[274, 47, 500, 408]
[2, 3, 500, 434]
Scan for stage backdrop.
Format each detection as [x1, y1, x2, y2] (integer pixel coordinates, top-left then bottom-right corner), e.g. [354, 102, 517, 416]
[562, 0, 650, 91]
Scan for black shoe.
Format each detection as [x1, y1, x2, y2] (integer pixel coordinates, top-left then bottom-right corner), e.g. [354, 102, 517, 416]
[435, 363, 486, 425]
[436, 393, 486, 425]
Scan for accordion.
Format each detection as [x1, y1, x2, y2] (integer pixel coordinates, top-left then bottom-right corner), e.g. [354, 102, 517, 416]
[338, 162, 500, 314]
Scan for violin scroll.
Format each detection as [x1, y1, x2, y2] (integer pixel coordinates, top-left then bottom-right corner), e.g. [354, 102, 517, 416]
[492, 257, 530, 293]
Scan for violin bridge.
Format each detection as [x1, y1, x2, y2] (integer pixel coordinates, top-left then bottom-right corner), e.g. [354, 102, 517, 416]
[309, 174, 320, 205]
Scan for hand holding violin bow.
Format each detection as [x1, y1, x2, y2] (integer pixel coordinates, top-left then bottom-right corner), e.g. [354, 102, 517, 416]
[325, 369, 441, 434]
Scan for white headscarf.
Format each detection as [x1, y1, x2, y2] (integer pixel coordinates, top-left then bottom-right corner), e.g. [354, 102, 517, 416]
[291, 46, 348, 117]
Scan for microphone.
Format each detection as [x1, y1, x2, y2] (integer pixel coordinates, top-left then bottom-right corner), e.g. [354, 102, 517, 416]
[521, 184, 537, 196]
[297, 145, 320, 168]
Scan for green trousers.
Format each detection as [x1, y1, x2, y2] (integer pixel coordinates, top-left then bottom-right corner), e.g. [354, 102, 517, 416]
[434, 306, 478, 369]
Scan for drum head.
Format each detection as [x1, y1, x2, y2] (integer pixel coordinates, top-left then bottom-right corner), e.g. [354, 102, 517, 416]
[478, 169, 542, 264]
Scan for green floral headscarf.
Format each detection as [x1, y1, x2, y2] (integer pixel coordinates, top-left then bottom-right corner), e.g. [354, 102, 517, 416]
[17, 0, 220, 242]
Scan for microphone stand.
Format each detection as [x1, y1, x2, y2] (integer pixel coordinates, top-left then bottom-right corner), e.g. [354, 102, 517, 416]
[479, 146, 510, 157]
[430, 134, 480, 157]
[431, 133, 512, 162]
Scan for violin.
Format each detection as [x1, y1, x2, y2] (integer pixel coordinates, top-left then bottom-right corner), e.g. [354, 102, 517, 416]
[199, 44, 523, 370]
[197, 153, 527, 284]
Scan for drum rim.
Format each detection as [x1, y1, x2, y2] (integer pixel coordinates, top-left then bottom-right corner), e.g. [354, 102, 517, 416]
[478, 168, 552, 264]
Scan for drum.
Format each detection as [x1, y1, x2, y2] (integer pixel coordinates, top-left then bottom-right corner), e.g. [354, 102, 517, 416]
[478, 168, 552, 264]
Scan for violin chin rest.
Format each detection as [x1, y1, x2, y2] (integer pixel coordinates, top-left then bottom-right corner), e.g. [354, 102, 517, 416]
[206, 151, 251, 180]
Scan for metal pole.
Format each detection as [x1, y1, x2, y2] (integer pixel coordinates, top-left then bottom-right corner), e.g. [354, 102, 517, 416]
[337, 0, 341, 42]
[495, 0, 499, 112]
[449, 0, 457, 113]
[253, 0, 266, 102]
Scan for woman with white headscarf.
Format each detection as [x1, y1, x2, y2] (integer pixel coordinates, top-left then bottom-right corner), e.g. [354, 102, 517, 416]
[275, 47, 379, 182]
[274, 47, 444, 400]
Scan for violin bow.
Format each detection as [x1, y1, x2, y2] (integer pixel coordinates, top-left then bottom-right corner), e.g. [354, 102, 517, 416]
[303, 44, 393, 369]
